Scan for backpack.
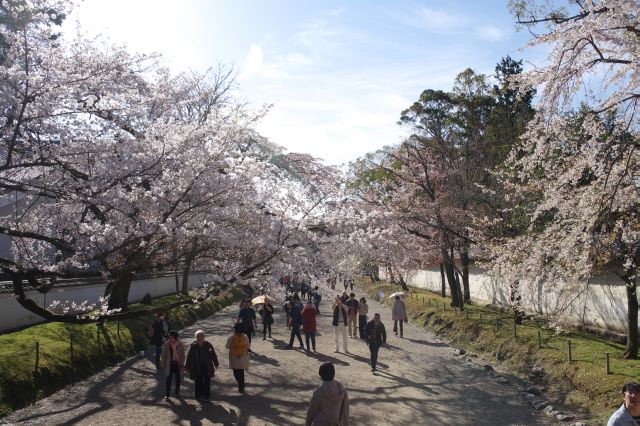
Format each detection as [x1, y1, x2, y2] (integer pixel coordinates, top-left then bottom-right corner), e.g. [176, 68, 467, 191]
[231, 334, 248, 357]
[313, 292, 321, 302]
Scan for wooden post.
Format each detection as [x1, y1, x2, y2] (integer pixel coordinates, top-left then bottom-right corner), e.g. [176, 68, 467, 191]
[480, 314, 483, 324]
[513, 322, 517, 338]
[70, 332, 74, 362]
[443, 302, 446, 311]
[494, 319, 499, 332]
[465, 310, 469, 320]
[567, 340, 572, 363]
[410, 293, 413, 299]
[422, 296, 425, 305]
[605, 352, 611, 375]
[537, 329, 542, 349]
[35, 341, 40, 373]
[117, 320, 120, 337]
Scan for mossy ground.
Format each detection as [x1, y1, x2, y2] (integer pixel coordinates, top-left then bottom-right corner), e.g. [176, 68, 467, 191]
[0, 288, 242, 416]
[359, 279, 639, 424]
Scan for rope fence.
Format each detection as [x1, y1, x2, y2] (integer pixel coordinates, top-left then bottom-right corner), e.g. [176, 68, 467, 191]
[368, 282, 618, 376]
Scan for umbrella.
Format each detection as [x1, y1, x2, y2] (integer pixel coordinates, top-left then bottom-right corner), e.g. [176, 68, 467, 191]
[388, 291, 405, 299]
[251, 295, 271, 305]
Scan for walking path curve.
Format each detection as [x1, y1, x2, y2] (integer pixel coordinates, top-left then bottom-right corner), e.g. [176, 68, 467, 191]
[2, 284, 551, 425]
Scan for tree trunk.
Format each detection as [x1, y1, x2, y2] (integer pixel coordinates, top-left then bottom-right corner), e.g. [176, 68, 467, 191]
[460, 247, 470, 303]
[441, 248, 461, 308]
[454, 271, 464, 311]
[181, 239, 198, 294]
[175, 269, 180, 294]
[105, 271, 133, 310]
[439, 262, 446, 297]
[398, 274, 409, 291]
[623, 272, 638, 359]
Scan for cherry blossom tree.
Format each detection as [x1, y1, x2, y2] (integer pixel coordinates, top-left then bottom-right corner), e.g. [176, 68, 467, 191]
[485, 0, 639, 357]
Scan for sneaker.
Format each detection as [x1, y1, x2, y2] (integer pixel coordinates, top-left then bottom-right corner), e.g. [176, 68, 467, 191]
[164, 395, 169, 400]
[285, 345, 293, 349]
[299, 344, 305, 349]
[201, 396, 210, 402]
[371, 368, 375, 372]
[262, 337, 266, 340]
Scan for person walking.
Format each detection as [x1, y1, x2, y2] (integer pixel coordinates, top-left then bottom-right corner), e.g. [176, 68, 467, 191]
[149, 312, 169, 369]
[312, 286, 322, 312]
[238, 300, 258, 347]
[305, 362, 349, 426]
[286, 294, 305, 349]
[184, 330, 220, 402]
[259, 296, 274, 340]
[358, 297, 369, 339]
[301, 300, 318, 352]
[160, 330, 185, 399]
[391, 295, 407, 338]
[364, 313, 387, 372]
[345, 293, 359, 338]
[332, 299, 349, 353]
[226, 323, 250, 394]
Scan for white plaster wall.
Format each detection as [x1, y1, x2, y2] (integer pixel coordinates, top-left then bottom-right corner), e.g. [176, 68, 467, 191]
[385, 266, 632, 334]
[0, 273, 213, 331]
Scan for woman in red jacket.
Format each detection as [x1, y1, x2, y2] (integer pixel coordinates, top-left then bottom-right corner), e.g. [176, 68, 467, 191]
[301, 300, 318, 352]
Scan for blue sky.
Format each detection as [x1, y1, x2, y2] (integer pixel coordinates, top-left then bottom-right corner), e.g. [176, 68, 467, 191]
[64, 1, 540, 165]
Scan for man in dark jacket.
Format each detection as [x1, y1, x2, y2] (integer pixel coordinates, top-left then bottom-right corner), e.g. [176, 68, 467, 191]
[332, 299, 349, 353]
[185, 330, 220, 401]
[286, 294, 305, 349]
[149, 312, 169, 369]
[364, 313, 387, 372]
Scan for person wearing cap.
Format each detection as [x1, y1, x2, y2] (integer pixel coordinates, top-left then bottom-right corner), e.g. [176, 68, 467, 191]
[185, 330, 220, 401]
[160, 330, 185, 400]
[607, 382, 640, 426]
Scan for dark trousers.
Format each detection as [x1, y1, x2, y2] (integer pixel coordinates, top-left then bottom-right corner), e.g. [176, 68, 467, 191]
[165, 361, 181, 396]
[314, 301, 320, 312]
[289, 325, 303, 346]
[305, 332, 316, 351]
[358, 315, 367, 339]
[193, 375, 211, 399]
[263, 321, 272, 338]
[154, 343, 162, 366]
[233, 368, 245, 391]
[369, 341, 381, 369]
[244, 327, 254, 345]
[393, 320, 403, 336]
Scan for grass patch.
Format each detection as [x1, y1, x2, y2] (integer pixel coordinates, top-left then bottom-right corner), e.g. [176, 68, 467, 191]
[0, 288, 242, 417]
[359, 278, 640, 424]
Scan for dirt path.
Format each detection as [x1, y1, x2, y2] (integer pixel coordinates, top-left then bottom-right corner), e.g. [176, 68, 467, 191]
[2, 284, 552, 426]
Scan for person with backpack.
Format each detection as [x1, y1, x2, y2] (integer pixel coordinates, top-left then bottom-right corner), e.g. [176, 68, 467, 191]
[237, 300, 258, 347]
[225, 323, 250, 394]
[286, 294, 305, 349]
[391, 295, 407, 338]
[184, 330, 220, 402]
[160, 330, 185, 400]
[364, 313, 387, 372]
[301, 300, 318, 352]
[345, 293, 359, 338]
[358, 297, 369, 339]
[149, 312, 169, 369]
[332, 299, 349, 353]
[259, 296, 274, 340]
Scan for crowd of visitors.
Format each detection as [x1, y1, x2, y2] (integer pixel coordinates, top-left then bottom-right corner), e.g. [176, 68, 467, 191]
[148, 273, 408, 425]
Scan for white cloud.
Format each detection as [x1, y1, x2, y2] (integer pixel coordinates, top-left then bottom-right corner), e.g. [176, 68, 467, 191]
[240, 43, 264, 80]
[476, 25, 508, 42]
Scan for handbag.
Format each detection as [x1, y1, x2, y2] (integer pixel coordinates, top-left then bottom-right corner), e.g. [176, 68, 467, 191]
[403, 314, 408, 323]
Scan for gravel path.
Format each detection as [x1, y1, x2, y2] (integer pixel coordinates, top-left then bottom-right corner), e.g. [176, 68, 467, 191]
[2, 284, 552, 426]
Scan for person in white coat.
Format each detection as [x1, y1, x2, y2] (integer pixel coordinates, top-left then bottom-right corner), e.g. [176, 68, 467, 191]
[391, 295, 406, 338]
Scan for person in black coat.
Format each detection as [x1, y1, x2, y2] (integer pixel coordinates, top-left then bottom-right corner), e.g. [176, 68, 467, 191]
[364, 313, 387, 372]
[149, 312, 169, 369]
[185, 330, 220, 401]
[259, 297, 275, 340]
